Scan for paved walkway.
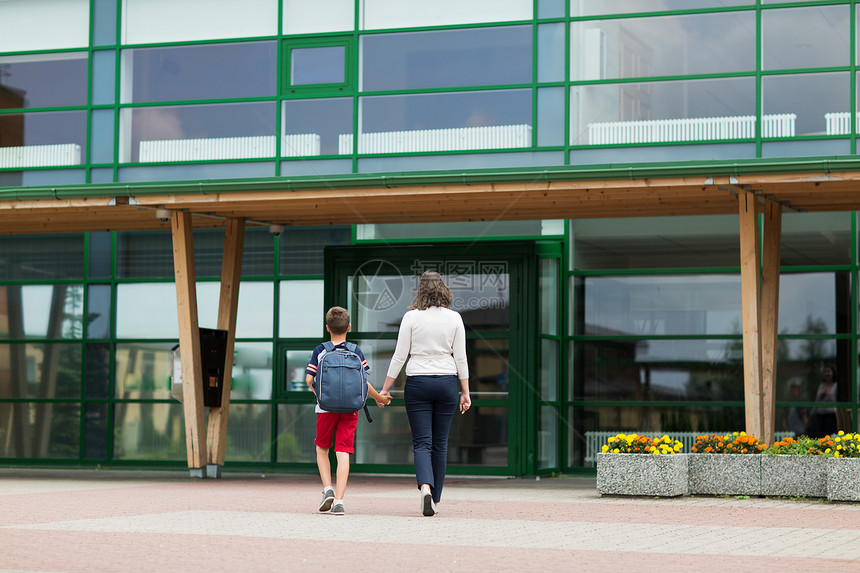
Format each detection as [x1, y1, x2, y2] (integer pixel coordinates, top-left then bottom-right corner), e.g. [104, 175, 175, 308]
[2, 469, 860, 572]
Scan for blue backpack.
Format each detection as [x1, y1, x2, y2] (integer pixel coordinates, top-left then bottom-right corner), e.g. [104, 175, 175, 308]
[314, 341, 372, 422]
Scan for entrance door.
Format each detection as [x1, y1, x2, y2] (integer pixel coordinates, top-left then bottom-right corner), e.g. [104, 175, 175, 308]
[323, 242, 536, 476]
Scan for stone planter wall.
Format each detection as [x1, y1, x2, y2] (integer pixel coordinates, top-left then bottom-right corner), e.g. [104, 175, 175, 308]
[688, 454, 761, 496]
[596, 453, 688, 497]
[761, 455, 827, 498]
[599, 454, 851, 499]
[827, 457, 860, 501]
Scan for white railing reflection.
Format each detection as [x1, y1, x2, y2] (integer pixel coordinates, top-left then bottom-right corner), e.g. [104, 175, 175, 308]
[824, 112, 860, 135]
[137, 134, 320, 162]
[338, 124, 532, 154]
[587, 114, 797, 145]
[0, 143, 82, 168]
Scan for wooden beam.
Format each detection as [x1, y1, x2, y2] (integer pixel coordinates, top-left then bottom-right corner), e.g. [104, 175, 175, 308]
[171, 210, 207, 470]
[760, 201, 782, 446]
[207, 218, 245, 468]
[738, 190, 765, 441]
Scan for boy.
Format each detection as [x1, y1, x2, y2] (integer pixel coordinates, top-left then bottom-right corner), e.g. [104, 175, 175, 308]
[306, 306, 389, 515]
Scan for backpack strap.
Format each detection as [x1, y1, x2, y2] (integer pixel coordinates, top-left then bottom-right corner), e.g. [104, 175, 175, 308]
[322, 341, 335, 352]
[344, 341, 372, 422]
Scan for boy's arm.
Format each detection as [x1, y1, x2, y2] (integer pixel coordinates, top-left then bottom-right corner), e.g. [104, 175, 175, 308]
[306, 373, 316, 396]
[367, 382, 390, 405]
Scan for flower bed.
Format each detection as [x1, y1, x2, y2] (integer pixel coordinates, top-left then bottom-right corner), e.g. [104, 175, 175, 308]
[760, 436, 833, 497]
[827, 457, 860, 501]
[597, 452, 689, 497]
[687, 433, 765, 495]
[688, 454, 761, 496]
[826, 433, 860, 501]
[596, 434, 687, 497]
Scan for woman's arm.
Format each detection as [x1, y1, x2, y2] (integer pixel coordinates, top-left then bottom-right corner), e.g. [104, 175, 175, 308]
[383, 312, 412, 393]
[458, 377, 471, 414]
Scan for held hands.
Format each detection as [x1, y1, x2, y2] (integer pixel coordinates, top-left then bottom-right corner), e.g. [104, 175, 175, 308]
[376, 389, 392, 408]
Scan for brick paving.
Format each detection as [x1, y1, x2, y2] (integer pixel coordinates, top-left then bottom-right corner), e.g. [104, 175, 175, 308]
[1, 469, 859, 572]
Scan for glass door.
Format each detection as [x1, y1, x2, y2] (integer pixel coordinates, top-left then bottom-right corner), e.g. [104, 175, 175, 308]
[322, 242, 536, 476]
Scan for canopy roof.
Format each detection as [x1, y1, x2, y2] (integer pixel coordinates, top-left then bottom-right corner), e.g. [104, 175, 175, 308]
[2, 162, 860, 234]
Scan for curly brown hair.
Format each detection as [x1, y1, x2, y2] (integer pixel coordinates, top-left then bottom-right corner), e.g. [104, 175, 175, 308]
[409, 271, 452, 310]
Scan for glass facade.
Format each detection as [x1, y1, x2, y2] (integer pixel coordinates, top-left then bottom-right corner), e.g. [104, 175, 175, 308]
[0, 1, 859, 475]
[3, 1, 858, 176]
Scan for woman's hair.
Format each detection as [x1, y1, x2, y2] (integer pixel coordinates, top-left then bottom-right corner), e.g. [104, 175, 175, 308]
[410, 270, 453, 310]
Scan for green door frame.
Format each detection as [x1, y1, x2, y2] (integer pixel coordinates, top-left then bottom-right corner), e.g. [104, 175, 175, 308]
[323, 241, 537, 476]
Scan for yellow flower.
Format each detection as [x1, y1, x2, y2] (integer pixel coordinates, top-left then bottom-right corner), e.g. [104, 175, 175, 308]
[838, 430, 845, 436]
[612, 448, 620, 454]
[825, 448, 832, 454]
[602, 445, 609, 453]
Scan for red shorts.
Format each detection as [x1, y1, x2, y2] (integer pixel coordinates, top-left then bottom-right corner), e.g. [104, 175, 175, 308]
[315, 411, 359, 453]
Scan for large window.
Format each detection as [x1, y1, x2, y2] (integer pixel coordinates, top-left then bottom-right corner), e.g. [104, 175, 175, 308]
[120, 42, 276, 103]
[361, 26, 531, 91]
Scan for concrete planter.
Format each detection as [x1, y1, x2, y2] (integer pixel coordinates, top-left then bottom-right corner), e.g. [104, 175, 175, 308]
[761, 455, 827, 498]
[596, 453, 688, 497]
[827, 457, 860, 501]
[688, 454, 761, 496]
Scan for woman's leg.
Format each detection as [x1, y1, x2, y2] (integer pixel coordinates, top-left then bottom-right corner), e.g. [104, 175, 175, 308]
[404, 376, 435, 491]
[429, 375, 459, 504]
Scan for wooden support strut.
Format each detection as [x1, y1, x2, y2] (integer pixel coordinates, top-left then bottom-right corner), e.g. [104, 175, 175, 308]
[171, 211, 207, 470]
[738, 191, 782, 444]
[206, 218, 245, 470]
[738, 190, 764, 441]
[760, 201, 782, 446]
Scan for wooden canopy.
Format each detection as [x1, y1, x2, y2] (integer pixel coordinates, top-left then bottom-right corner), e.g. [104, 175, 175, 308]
[1, 166, 855, 470]
[1, 170, 860, 234]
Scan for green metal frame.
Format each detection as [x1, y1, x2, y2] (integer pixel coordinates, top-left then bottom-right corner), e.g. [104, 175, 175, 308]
[320, 242, 537, 476]
[2, 1, 859, 189]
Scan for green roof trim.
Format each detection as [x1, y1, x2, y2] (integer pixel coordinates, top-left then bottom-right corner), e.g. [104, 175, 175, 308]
[2, 156, 860, 201]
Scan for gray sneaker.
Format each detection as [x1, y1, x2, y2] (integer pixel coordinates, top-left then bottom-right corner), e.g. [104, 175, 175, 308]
[318, 488, 335, 512]
[330, 502, 345, 515]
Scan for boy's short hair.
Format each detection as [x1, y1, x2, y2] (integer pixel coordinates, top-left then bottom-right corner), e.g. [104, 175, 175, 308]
[326, 306, 350, 335]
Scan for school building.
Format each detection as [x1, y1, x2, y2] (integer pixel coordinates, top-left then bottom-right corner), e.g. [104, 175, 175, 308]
[2, 0, 860, 477]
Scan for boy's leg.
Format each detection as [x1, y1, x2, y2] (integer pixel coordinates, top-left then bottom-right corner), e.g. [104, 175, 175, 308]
[314, 413, 337, 505]
[316, 445, 332, 488]
[334, 451, 350, 500]
[333, 412, 359, 501]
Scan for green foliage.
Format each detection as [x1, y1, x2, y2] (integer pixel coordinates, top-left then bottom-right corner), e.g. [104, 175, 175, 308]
[765, 435, 835, 456]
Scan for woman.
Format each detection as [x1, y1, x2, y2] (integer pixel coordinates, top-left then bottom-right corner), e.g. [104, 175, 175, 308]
[381, 271, 471, 517]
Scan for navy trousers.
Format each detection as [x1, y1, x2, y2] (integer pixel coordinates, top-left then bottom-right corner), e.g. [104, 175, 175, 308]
[404, 374, 459, 504]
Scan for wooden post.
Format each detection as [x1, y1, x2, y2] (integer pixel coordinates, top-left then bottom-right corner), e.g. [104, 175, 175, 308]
[206, 218, 245, 472]
[171, 210, 207, 471]
[738, 190, 764, 440]
[760, 201, 782, 445]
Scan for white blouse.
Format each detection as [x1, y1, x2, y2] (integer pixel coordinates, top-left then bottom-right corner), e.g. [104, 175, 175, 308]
[385, 307, 469, 380]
